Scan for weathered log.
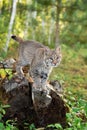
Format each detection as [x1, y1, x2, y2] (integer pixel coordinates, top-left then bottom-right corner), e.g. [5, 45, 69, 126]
[0, 59, 68, 129]
[1, 75, 68, 130]
[0, 58, 16, 69]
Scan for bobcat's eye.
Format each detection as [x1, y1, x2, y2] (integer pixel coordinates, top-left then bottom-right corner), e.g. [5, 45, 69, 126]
[49, 58, 53, 62]
[57, 57, 59, 59]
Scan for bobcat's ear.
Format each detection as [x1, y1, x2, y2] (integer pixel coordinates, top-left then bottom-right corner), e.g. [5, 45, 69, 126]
[36, 48, 45, 56]
[55, 46, 61, 54]
[44, 47, 50, 55]
[36, 47, 50, 58]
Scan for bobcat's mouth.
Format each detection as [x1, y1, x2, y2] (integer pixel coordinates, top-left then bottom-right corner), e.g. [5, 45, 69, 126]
[51, 63, 57, 67]
[52, 61, 61, 67]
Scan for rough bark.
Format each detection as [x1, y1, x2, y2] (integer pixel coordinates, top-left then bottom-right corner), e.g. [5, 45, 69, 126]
[1, 77, 68, 129]
[0, 59, 69, 129]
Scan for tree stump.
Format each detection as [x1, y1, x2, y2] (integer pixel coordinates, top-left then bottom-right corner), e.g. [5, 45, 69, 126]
[1, 76, 68, 130]
[0, 59, 68, 129]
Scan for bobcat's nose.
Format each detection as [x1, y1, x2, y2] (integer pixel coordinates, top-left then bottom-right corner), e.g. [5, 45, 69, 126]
[53, 60, 57, 65]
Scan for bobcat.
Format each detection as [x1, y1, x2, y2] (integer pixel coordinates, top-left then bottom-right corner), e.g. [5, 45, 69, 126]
[30, 47, 62, 109]
[30, 47, 62, 92]
[11, 35, 48, 77]
[11, 35, 62, 92]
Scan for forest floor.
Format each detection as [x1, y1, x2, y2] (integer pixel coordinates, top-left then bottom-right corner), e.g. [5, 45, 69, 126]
[50, 44, 87, 129]
[51, 44, 87, 90]
[0, 44, 87, 129]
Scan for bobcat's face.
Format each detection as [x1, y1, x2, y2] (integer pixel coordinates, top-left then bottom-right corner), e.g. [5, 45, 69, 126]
[45, 47, 62, 67]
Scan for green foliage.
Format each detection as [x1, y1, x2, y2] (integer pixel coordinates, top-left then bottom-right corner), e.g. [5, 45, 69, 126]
[29, 123, 36, 130]
[1, 0, 87, 58]
[64, 88, 87, 130]
[49, 44, 87, 130]
[46, 88, 87, 130]
[24, 123, 36, 130]
[0, 1, 87, 129]
[0, 104, 10, 116]
[47, 123, 63, 130]
[0, 45, 87, 130]
[35, 0, 53, 6]
[0, 103, 18, 130]
[0, 69, 13, 79]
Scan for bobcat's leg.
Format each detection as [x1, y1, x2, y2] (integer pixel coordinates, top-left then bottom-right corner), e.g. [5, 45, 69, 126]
[40, 72, 49, 93]
[30, 69, 48, 93]
[16, 61, 24, 78]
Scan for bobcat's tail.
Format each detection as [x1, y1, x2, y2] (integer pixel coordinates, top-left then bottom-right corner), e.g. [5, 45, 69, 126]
[11, 35, 24, 43]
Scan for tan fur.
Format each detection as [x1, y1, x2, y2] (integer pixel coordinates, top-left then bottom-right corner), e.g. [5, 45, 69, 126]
[30, 47, 62, 92]
[12, 35, 62, 92]
[11, 35, 48, 76]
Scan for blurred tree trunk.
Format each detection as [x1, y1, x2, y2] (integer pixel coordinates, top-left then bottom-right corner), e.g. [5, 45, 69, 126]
[24, 11, 29, 39]
[24, 0, 30, 39]
[48, 19, 54, 45]
[0, 0, 2, 15]
[55, 0, 61, 47]
[4, 0, 18, 52]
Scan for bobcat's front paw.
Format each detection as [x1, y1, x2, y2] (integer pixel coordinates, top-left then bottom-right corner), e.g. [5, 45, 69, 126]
[40, 72, 48, 81]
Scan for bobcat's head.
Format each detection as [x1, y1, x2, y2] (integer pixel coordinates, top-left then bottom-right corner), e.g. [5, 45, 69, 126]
[33, 46, 62, 68]
[44, 47, 62, 67]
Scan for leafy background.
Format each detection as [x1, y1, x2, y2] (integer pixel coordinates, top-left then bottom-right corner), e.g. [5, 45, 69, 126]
[0, 0, 87, 129]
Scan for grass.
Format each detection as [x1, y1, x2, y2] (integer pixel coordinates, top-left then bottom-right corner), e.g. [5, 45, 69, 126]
[49, 44, 87, 130]
[50, 44, 87, 89]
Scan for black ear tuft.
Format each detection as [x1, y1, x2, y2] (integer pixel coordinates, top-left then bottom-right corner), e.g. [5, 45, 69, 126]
[11, 35, 16, 39]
